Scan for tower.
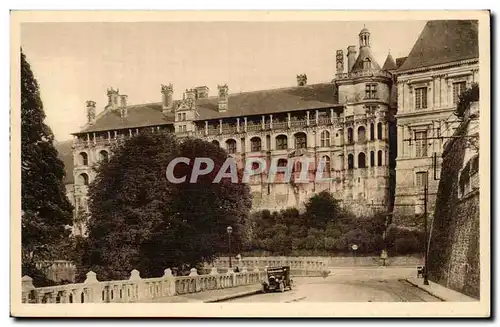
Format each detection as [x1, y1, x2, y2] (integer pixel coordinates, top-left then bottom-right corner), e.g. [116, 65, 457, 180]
[161, 83, 174, 113]
[218, 84, 229, 112]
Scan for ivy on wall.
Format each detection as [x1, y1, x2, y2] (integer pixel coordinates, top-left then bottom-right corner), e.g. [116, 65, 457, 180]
[454, 83, 479, 119]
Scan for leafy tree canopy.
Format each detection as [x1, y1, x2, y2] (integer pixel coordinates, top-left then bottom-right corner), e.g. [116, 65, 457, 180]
[82, 133, 252, 280]
[21, 50, 73, 281]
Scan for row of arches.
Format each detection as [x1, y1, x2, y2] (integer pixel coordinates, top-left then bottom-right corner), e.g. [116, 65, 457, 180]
[212, 132, 310, 154]
[347, 150, 384, 169]
[78, 150, 109, 166]
[347, 123, 384, 144]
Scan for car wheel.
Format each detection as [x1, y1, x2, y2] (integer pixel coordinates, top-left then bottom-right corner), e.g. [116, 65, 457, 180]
[279, 282, 285, 292]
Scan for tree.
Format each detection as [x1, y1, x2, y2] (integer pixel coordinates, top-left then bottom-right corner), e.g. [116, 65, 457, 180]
[454, 83, 479, 119]
[304, 191, 343, 229]
[21, 50, 73, 283]
[83, 132, 252, 280]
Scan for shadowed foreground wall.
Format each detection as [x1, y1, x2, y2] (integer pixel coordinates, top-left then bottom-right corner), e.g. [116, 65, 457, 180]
[427, 119, 480, 299]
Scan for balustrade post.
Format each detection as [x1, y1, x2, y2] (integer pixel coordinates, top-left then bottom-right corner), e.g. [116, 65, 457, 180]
[83, 271, 101, 303]
[21, 276, 35, 303]
[163, 268, 176, 297]
[129, 269, 144, 301]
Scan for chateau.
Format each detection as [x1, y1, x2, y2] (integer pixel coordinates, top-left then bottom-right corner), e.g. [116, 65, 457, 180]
[64, 21, 479, 235]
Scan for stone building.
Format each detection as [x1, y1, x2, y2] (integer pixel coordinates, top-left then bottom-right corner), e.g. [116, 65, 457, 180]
[393, 20, 479, 222]
[69, 27, 401, 234]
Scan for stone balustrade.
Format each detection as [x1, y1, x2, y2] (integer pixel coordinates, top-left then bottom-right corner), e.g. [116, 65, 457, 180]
[22, 266, 267, 304]
[209, 257, 329, 274]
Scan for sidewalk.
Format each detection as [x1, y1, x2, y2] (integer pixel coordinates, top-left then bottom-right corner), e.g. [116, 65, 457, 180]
[146, 284, 262, 303]
[406, 278, 478, 302]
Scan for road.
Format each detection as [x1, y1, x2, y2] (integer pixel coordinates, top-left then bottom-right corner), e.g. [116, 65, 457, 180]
[225, 267, 441, 302]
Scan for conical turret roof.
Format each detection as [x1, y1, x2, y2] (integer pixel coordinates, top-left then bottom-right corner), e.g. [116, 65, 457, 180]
[382, 52, 398, 71]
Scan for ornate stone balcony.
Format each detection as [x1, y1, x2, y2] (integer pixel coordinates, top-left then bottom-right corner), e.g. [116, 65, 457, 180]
[335, 69, 392, 80]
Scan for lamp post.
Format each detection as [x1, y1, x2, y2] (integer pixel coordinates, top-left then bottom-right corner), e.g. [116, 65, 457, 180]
[227, 226, 233, 269]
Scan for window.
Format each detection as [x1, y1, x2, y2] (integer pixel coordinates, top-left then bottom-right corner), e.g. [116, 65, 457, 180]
[251, 137, 262, 152]
[370, 151, 375, 167]
[294, 132, 307, 149]
[277, 159, 288, 167]
[347, 128, 354, 144]
[212, 140, 220, 147]
[377, 150, 383, 166]
[79, 152, 88, 166]
[320, 131, 330, 147]
[415, 131, 428, 157]
[177, 113, 182, 121]
[79, 173, 89, 186]
[370, 123, 375, 141]
[377, 122, 383, 140]
[182, 113, 187, 121]
[415, 87, 428, 109]
[365, 84, 377, 99]
[99, 150, 109, 163]
[358, 126, 366, 143]
[358, 153, 366, 168]
[226, 139, 236, 154]
[347, 154, 354, 170]
[276, 135, 288, 150]
[453, 81, 467, 104]
[363, 58, 371, 70]
[415, 171, 428, 188]
[321, 156, 331, 176]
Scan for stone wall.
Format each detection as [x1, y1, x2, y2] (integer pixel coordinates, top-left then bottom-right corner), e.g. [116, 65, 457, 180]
[428, 118, 480, 299]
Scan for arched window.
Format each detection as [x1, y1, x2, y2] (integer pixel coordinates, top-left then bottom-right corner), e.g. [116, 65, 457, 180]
[347, 154, 354, 170]
[99, 150, 109, 163]
[377, 150, 383, 166]
[377, 122, 383, 140]
[347, 128, 354, 144]
[294, 132, 307, 149]
[277, 158, 288, 167]
[320, 130, 330, 147]
[370, 123, 375, 141]
[226, 139, 236, 154]
[79, 152, 88, 166]
[276, 135, 288, 150]
[363, 58, 371, 70]
[250, 137, 262, 152]
[321, 155, 331, 177]
[358, 152, 366, 168]
[370, 151, 375, 167]
[79, 173, 89, 186]
[212, 140, 220, 147]
[358, 126, 366, 143]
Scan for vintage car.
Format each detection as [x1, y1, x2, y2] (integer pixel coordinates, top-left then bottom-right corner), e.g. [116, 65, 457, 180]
[261, 266, 293, 292]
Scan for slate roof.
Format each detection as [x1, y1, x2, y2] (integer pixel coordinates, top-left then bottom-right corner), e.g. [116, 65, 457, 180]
[351, 46, 382, 72]
[382, 53, 398, 71]
[395, 57, 408, 69]
[397, 20, 479, 72]
[77, 83, 340, 134]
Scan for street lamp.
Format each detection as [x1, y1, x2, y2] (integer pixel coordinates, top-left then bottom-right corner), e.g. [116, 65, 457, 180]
[227, 226, 233, 269]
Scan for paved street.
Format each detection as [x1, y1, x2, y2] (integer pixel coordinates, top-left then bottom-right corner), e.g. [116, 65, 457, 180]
[225, 267, 441, 302]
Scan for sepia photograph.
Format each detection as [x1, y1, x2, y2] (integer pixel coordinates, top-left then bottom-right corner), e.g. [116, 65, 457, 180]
[10, 10, 490, 318]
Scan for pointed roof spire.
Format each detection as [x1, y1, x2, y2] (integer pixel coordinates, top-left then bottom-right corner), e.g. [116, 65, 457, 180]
[382, 51, 397, 71]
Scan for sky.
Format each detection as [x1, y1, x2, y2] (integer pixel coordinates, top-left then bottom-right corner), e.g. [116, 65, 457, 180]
[21, 20, 427, 142]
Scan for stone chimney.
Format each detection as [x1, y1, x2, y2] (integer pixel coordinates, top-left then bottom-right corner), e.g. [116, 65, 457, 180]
[119, 95, 128, 119]
[106, 87, 120, 110]
[296, 74, 307, 86]
[217, 84, 228, 112]
[347, 46, 357, 73]
[336, 50, 344, 74]
[161, 84, 174, 113]
[185, 88, 196, 101]
[86, 100, 96, 125]
[194, 86, 210, 99]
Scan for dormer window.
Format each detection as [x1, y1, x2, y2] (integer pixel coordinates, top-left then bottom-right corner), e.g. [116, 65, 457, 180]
[363, 58, 371, 70]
